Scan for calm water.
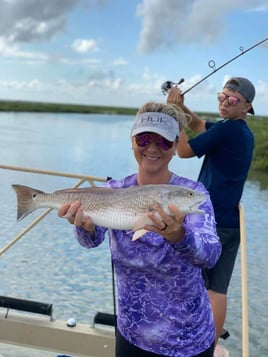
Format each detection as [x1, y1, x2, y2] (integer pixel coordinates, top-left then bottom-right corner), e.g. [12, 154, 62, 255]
[0, 112, 267, 356]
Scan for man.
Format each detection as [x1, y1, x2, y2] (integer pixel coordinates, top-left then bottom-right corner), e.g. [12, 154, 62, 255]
[167, 77, 255, 347]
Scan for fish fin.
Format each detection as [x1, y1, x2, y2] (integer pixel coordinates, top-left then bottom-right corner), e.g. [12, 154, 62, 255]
[12, 184, 44, 221]
[54, 186, 111, 194]
[132, 214, 154, 232]
[132, 229, 148, 241]
[189, 208, 205, 214]
[197, 209, 205, 214]
[131, 214, 155, 241]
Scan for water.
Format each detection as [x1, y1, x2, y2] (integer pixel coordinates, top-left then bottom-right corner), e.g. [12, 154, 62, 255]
[0, 112, 267, 356]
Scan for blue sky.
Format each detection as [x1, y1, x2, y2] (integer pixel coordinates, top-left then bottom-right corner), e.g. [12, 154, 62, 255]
[0, 0, 267, 115]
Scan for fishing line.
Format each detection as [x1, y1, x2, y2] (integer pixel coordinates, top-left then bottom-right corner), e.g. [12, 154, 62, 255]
[161, 37, 268, 95]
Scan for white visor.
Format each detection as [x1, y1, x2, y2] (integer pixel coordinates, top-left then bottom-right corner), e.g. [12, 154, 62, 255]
[130, 112, 179, 141]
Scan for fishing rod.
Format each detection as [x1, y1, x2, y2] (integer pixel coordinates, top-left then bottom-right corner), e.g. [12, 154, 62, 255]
[161, 36, 268, 95]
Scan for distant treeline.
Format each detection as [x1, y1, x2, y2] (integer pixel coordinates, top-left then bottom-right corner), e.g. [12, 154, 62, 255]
[0, 99, 138, 115]
[0, 99, 267, 172]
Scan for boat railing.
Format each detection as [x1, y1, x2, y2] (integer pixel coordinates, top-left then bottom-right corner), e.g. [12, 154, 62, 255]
[0, 164, 109, 257]
[239, 203, 249, 357]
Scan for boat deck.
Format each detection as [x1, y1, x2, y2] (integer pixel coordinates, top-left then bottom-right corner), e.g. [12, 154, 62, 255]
[0, 309, 230, 357]
[0, 310, 115, 357]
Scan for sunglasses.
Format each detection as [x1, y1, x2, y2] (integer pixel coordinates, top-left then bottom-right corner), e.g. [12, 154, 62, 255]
[135, 132, 174, 151]
[217, 92, 241, 106]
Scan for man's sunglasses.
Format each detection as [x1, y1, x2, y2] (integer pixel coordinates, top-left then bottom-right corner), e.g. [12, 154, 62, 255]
[217, 92, 241, 106]
[135, 132, 174, 151]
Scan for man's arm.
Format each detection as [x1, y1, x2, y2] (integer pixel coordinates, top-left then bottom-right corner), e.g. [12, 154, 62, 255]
[176, 130, 196, 158]
[180, 105, 206, 133]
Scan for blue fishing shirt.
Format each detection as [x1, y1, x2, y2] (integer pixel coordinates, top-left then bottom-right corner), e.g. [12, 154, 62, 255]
[189, 119, 254, 228]
[74, 173, 221, 357]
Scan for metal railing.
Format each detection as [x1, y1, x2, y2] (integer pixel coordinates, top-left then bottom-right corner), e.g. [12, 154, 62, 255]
[0, 164, 108, 256]
[239, 203, 249, 357]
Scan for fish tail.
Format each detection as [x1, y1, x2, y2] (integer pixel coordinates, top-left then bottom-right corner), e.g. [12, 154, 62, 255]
[12, 184, 44, 221]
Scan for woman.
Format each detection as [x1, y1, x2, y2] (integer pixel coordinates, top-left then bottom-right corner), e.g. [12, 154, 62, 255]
[58, 102, 221, 357]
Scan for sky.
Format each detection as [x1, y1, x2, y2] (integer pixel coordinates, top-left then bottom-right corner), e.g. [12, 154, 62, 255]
[0, 0, 268, 115]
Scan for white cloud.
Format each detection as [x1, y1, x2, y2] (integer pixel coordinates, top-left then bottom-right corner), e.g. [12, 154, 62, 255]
[60, 58, 101, 65]
[112, 57, 128, 66]
[136, 0, 267, 53]
[246, 4, 268, 12]
[0, 0, 109, 43]
[255, 79, 268, 97]
[0, 37, 47, 60]
[71, 38, 99, 53]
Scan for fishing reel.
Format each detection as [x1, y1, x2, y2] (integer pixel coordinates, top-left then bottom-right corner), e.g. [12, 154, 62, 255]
[161, 78, 184, 95]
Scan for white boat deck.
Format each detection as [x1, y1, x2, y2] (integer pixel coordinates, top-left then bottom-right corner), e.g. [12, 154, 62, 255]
[0, 310, 230, 357]
[0, 310, 115, 357]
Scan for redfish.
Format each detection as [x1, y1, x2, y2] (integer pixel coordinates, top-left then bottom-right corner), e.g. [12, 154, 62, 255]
[12, 184, 206, 240]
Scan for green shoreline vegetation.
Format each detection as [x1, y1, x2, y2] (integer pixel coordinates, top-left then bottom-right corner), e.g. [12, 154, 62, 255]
[0, 99, 267, 172]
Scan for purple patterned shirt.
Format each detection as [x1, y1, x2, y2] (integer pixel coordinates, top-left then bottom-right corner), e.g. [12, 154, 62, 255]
[74, 173, 221, 356]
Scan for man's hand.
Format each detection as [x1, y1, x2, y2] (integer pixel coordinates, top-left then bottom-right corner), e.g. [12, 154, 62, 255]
[167, 86, 184, 107]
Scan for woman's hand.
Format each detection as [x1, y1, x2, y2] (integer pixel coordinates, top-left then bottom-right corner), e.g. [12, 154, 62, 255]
[58, 201, 95, 235]
[145, 204, 185, 243]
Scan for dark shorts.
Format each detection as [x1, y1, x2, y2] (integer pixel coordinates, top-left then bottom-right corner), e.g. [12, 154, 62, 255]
[116, 329, 215, 357]
[203, 227, 240, 294]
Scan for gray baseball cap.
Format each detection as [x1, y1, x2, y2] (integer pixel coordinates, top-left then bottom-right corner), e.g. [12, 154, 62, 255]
[224, 77, 255, 114]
